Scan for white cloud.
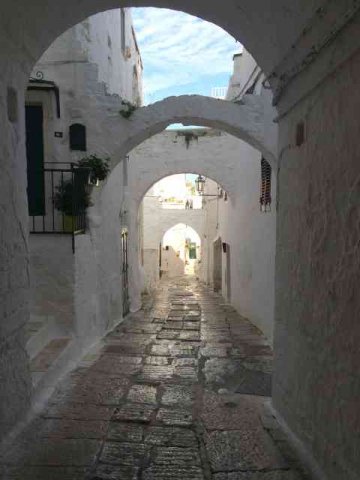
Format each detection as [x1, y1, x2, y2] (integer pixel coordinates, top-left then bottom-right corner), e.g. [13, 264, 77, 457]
[132, 8, 241, 101]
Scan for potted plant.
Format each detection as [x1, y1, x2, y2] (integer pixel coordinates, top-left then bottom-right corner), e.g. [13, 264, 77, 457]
[54, 178, 91, 232]
[78, 154, 110, 186]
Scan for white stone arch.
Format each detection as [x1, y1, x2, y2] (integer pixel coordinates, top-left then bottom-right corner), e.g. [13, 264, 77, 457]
[162, 221, 201, 240]
[1, 0, 315, 84]
[105, 94, 277, 171]
[136, 170, 232, 213]
[159, 222, 202, 279]
[151, 212, 205, 254]
[93, 113, 272, 318]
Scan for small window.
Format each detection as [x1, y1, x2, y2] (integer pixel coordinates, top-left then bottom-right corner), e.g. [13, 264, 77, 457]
[121, 9, 126, 54]
[69, 123, 86, 151]
[260, 158, 272, 212]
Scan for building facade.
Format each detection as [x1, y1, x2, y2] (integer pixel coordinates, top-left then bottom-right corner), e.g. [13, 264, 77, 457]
[24, 8, 143, 395]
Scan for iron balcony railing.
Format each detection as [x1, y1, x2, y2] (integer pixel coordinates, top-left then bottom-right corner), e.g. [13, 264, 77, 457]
[29, 162, 91, 253]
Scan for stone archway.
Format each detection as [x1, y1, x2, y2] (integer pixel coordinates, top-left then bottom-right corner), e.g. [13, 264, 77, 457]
[105, 94, 277, 169]
[94, 104, 273, 317]
[0, 0, 322, 84]
[160, 223, 202, 278]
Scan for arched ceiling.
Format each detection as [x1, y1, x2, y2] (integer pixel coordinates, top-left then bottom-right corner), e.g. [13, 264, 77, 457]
[1, 0, 325, 78]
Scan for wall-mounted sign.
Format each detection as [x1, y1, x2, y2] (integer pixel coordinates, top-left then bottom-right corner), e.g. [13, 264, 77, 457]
[54, 131, 63, 138]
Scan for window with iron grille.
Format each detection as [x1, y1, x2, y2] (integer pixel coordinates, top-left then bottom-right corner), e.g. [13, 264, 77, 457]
[260, 158, 272, 212]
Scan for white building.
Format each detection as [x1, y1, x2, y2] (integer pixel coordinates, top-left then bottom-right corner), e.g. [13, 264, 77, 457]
[25, 9, 143, 391]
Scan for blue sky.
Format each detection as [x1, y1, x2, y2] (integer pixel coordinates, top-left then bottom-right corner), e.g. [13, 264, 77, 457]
[132, 8, 241, 105]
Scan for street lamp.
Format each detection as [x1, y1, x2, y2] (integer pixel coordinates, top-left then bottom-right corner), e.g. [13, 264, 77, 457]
[195, 175, 206, 195]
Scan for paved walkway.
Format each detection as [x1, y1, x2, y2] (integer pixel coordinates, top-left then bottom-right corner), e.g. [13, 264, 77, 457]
[0, 277, 307, 479]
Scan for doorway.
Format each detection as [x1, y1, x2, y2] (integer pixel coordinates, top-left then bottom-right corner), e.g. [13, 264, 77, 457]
[225, 243, 231, 302]
[213, 237, 222, 292]
[25, 104, 45, 216]
[121, 228, 130, 316]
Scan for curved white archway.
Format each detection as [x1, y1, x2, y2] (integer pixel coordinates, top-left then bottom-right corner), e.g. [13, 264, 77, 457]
[0, 0, 321, 83]
[137, 171, 231, 212]
[160, 223, 201, 278]
[106, 94, 277, 170]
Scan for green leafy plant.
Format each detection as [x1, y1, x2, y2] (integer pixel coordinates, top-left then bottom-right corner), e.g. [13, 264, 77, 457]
[78, 154, 110, 184]
[54, 179, 91, 216]
[119, 99, 137, 119]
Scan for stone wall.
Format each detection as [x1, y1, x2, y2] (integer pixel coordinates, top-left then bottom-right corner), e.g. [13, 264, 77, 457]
[273, 47, 360, 480]
[29, 235, 75, 336]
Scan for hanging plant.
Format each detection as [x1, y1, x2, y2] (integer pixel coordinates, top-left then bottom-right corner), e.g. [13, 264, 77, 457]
[78, 154, 110, 185]
[119, 99, 137, 119]
[175, 131, 209, 149]
[184, 132, 198, 149]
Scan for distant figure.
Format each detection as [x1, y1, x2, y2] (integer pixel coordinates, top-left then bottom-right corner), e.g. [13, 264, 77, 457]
[185, 200, 190, 209]
[189, 199, 193, 209]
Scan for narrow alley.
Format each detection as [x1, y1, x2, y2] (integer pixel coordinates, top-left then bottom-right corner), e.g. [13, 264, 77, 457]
[1, 277, 306, 480]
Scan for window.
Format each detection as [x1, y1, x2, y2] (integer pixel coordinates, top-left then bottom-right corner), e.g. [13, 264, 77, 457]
[121, 9, 126, 54]
[69, 123, 86, 151]
[260, 158, 272, 212]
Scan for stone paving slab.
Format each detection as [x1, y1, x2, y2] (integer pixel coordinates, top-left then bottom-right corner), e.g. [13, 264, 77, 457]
[99, 442, 149, 466]
[160, 384, 196, 407]
[137, 365, 174, 383]
[144, 426, 197, 447]
[201, 392, 266, 431]
[0, 276, 308, 480]
[2, 439, 100, 466]
[127, 384, 158, 404]
[2, 466, 87, 480]
[107, 423, 144, 443]
[142, 465, 204, 479]
[152, 446, 201, 466]
[144, 356, 171, 365]
[205, 430, 287, 473]
[25, 418, 109, 439]
[213, 472, 304, 480]
[90, 463, 139, 479]
[43, 403, 115, 421]
[156, 408, 193, 426]
[113, 403, 157, 423]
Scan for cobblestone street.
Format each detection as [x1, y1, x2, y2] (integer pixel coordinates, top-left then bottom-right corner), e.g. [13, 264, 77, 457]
[0, 277, 307, 479]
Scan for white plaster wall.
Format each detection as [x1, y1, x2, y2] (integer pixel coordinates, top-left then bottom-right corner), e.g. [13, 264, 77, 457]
[29, 235, 75, 336]
[226, 50, 259, 101]
[36, 9, 142, 101]
[273, 47, 360, 480]
[24, 11, 143, 353]
[207, 165, 276, 341]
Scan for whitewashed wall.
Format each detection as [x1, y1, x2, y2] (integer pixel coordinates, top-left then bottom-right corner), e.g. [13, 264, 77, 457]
[26, 10, 143, 350]
[36, 9, 142, 101]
